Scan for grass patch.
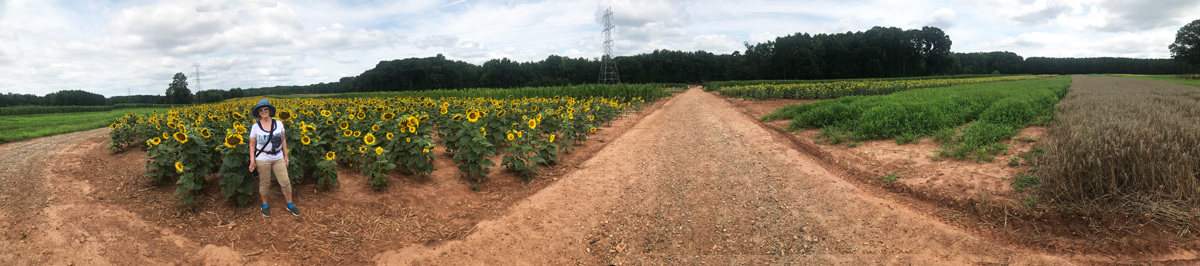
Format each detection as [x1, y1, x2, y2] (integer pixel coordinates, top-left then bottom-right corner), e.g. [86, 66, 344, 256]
[1012, 174, 1040, 191]
[773, 77, 1070, 160]
[0, 108, 159, 143]
[877, 173, 901, 183]
[1110, 74, 1200, 87]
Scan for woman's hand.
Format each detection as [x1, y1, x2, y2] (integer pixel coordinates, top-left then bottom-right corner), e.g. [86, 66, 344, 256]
[283, 156, 289, 166]
[249, 161, 257, 172]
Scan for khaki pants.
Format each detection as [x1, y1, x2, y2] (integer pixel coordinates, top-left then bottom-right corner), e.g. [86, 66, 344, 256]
[256, 159, 291, 196]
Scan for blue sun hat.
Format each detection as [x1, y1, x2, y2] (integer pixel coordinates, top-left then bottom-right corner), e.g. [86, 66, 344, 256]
[252, 99, 276, 119]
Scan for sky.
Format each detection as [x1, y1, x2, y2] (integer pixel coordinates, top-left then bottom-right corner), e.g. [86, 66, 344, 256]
[1, 0, 1197, 97]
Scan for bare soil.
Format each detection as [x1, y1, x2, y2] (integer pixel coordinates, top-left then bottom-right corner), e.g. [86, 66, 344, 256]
[1, 87, 1197, 265]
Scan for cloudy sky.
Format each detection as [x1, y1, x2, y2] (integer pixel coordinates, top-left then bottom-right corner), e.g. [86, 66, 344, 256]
[1, 0, 1197, 97]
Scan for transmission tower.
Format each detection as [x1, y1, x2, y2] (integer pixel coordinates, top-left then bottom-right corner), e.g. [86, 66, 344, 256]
[597, 7, 620, 84]
[192, 63, 202, 103]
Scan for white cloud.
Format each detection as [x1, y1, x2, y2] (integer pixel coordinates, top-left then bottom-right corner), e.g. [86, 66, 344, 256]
[929, 8, 956, 28]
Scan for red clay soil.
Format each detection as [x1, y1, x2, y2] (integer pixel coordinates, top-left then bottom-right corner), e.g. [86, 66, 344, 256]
[1, 87, 1196, 265]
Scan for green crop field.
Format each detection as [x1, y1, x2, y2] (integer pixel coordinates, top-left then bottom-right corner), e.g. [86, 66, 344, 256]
[764, 76, 1071, 161]
[0, 108, 160, 144]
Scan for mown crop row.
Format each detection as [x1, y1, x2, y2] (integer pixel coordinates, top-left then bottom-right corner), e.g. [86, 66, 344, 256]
[710, 75, 1055, 100]
[763, 77, 1071, 160]
[108, 84, 668, 207]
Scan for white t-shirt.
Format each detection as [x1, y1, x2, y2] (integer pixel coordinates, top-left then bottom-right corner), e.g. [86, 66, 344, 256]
[249, 120, 285, 161]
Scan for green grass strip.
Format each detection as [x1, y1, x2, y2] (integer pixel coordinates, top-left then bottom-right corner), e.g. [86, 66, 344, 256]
[765, 77, 1071, 160]
[1107, 74, 1200, 87]
[0, 108, 159, 144]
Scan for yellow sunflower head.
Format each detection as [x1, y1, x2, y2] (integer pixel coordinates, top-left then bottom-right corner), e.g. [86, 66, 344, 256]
[589, 115, 595, 121]
[174, 162, 184, 173]
[200, 128, 211, 138]
[358, 146, 367, 153]
[480, 127, 486, 136]
[371, 125, 380, 131]
[439, 106, 448, 114]
[405, 137, 411, 142]
[589, 127, 597, 133]
[354, 131, 362, 137]
[375, 146, 384, 155]
[321, 110, 331, 117]
[173, 132, 189, 144]
[326, 119, 334, 125]
[517, 131, 522, 138]
[467, 111, 480, 122]
[146, 139, 153, 146]
[152, 137, 162, 145]
[364, 133, 376, 145]
[339, 121, 349, 130]
[528, 119, 537, 130]
[343, 130, 352, 137]
[301, 135, 311, 145]
[277, 110, 293, 121]
[548, 134, 555, 143]
[386, 132, 394, 140]
[325, 151, 336, 161]
[423, 148, 430, 153]
[356, 111, 366, 120]
[452, 114, 463, 121]
[162, 132, 169, 140]
[382, 113, 395, 120]
[507, 133, 514, 141]
[224, 134, 242, 148]
[407, 126, 416, 133]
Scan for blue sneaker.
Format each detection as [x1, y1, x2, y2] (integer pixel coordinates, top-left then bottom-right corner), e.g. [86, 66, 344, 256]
[261, 206, 270, 217]
[288, 206, 300, 216]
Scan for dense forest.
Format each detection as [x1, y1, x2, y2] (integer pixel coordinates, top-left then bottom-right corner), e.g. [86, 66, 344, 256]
[3, 25, 1198, 107]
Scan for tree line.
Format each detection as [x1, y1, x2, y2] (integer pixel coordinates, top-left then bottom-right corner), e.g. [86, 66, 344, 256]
[5, 24, 1200, 107]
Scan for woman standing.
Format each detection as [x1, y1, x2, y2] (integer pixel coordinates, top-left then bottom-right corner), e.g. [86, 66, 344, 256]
[247, 99, 300, 217]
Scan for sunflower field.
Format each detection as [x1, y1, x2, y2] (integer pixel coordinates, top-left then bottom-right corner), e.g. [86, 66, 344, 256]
[710, 75, 1055, 100]
[108, 84, 666, 207]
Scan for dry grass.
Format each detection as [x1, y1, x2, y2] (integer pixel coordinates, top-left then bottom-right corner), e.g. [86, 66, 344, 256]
[1038, 75, 1200, 225]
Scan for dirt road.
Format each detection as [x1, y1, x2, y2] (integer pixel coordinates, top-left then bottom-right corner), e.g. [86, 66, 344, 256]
[378, 88, 1072, 265]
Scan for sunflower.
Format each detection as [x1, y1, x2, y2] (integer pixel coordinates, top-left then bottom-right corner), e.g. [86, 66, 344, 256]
[304, 125, 316, 133]
[224, 135, 242, 148]
[371, 125, 379, 131]
[517, 131, 522, 138]
[156, 124, 161, 130]
[301, 135, 311, 145]
[406, 116, 419, 128]
[496, 110, 506, 117]
[200, 128, 211, 138]
[146, 139, 154, 146]
[232, 112, 244, 120]
[325, 151, 336, 161]
[423, 148, 430, 153]
[589, 127, 597, 133]
[375, 106, 386, 112]
[235, 124, 247, 134]
[173, 132, 189, 144]
[358, 146, 367, 153]
[439, 106, 448, 114]
[528, 119, 537, 130]
[321, 110, 331, 117]
[452, 114, 463, 121]
[277, 110, 293, 121]
[356, 111, 366, 120]
[339, 121, 349, 130]
[381, 113, 395, 120]
[174, 162, 184, 173]
[152, 137, 162, 145]
[326, 120, 334, 125]
[407, 126, 416, 133]
[386, 132, 394, 140]
[480, 127, 486, 136]
[548, 134, 555, 142]
[354, 131, 362, 137]
[343, 130, 353, 137]
[375, 147, 384, 155]
[507, 133, 514, 141]
[364, 133, 376, 145]
[405, 137, 411, 142]
[589, 115, 595, 121]
[467, 111, 480, 122]
[162, 132, 170, 140]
